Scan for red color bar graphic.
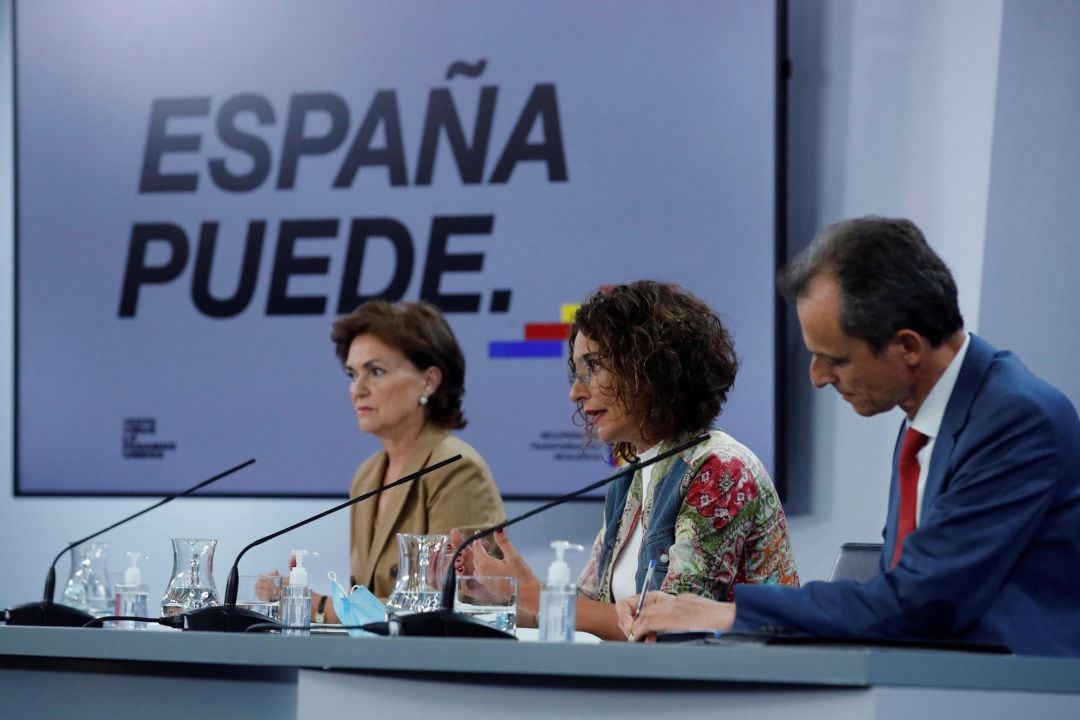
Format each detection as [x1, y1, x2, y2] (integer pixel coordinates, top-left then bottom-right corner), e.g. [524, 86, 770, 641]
[524, 323, 570, 341]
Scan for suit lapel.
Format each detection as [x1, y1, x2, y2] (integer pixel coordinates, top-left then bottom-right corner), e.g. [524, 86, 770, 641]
[366, 424, 447, 573]
[883, 424, 905, 570]
[883, 334, 997, 569]
[920, 334, 995, 513]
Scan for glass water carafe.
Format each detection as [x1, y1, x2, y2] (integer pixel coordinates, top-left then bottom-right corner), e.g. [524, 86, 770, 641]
[161, 538, 220, 616]
[62, 541, 110, 616]
[384, 533, 449, 617]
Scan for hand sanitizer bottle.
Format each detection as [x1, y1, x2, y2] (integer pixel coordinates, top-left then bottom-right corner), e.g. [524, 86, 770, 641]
[282, 550, 313, 637]
[538, 540, 584, 643]
[114, 552, 149, 629]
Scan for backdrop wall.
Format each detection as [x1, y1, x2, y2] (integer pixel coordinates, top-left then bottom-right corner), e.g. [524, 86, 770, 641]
[13, 1, 778, 499]
[978, 0, 1080, 409]
[780, 0, 1005, 582]
[3, 0, 1079, 610]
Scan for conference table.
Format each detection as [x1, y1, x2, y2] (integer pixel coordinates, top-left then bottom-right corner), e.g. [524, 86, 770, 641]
[3, 626, 1080, 719]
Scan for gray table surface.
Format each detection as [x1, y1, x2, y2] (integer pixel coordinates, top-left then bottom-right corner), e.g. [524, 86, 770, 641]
[3, 626, 1080, 694]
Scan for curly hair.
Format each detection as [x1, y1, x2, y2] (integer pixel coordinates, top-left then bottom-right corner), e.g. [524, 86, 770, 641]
[568, 280, 738, 463]
[331, 300, 467, 430]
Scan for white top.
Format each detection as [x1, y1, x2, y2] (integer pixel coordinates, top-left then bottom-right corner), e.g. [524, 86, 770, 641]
[610, 444, 660, 601]
[906, 332, 970, 525]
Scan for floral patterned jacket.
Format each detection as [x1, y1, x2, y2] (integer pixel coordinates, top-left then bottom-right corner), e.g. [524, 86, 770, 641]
[578, 430, 799, 602]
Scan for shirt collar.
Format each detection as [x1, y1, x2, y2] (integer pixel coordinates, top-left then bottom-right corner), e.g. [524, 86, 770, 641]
[637, 444, 661, 462]
[909, 332, 970, 439]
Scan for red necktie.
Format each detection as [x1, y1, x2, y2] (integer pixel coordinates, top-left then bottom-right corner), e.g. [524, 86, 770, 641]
[891, 427, 929, 569]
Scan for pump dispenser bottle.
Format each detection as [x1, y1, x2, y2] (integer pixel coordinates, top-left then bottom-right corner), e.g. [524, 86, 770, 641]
[282, 550, 315, 636]
[538, 540, 584, 643]
[114, 552, 150, 629]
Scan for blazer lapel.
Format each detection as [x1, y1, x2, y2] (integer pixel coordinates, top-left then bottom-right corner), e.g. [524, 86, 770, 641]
[365, 424, 447, 573]
[351, 452, 385, 589]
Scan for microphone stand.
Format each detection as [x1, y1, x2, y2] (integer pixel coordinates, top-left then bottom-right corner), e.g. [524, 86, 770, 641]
[181, 454, 462, 632]
[4, 458, 256, 627]
[363, 435, 709, 639]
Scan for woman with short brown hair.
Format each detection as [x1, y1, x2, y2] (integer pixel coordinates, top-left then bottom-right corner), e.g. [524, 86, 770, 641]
[276, 300, 505, 621]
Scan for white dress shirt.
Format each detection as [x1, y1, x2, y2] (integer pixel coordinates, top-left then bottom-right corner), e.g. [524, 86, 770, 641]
[906, 332, 970, 525]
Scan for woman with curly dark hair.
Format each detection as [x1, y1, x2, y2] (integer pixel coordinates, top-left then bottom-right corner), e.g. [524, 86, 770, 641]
[458, 280, 798, 640]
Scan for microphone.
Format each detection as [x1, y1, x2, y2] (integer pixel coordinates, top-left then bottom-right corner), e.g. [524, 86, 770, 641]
[181, 454, 463, 632]
[365, 434, 709, 639]
[4, 458, 256, 628]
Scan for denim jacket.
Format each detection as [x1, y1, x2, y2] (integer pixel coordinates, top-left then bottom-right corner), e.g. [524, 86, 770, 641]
[595, 451, 688, 594]
[578, 430, 799, 603]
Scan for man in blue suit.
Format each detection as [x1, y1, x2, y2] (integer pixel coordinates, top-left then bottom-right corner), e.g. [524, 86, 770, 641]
[618, 216, 1080, 656]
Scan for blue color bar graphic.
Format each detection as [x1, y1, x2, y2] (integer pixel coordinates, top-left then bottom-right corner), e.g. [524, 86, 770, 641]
[488, 340, 564, 358]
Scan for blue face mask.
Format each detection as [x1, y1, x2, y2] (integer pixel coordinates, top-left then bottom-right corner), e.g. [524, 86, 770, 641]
[327, 571, 385, 638]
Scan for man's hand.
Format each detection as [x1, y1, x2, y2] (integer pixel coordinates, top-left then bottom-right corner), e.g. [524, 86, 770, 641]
[616, 591, 736, 642]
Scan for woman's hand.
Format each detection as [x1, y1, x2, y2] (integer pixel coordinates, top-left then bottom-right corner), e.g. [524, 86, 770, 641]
[256, 569, 286, 602]
[447, 528, 475, 577]
[453, 529, 542, 617]
[256, 553, 300, 602]
[616, 591, 736, 642]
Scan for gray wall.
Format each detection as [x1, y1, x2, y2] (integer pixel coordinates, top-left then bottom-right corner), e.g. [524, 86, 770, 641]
[2, 0, 1078, 611]
[780, 0, 1005, 581]
[979, 0, 1080, 406]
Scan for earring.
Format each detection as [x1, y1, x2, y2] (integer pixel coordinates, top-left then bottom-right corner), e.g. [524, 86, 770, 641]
[419, 395, 428, 406]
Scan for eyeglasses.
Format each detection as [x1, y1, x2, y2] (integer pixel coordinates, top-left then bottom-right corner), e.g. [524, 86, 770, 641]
[567, 359, 603, 388]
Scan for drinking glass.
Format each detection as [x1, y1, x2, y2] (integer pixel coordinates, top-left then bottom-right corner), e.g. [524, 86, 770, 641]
[236, 574, 283, 622]
[454, 575, 518, 633]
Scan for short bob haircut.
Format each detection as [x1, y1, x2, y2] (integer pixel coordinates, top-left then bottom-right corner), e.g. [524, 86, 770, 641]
[568, 280, 738, 463]
[331, 300, 468, 430]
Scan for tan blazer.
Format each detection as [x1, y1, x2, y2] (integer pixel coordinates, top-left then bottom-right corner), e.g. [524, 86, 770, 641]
[348, 424, 506, 599]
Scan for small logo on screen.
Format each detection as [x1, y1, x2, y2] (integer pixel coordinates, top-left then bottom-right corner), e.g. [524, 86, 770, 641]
[122, 417, 177, 460]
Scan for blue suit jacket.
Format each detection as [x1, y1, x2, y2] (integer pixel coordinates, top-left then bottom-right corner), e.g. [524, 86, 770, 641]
[734, 334, 1080, 655]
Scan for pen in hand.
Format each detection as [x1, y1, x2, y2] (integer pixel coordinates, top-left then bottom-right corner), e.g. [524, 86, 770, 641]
[634, 558, 657, 618]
